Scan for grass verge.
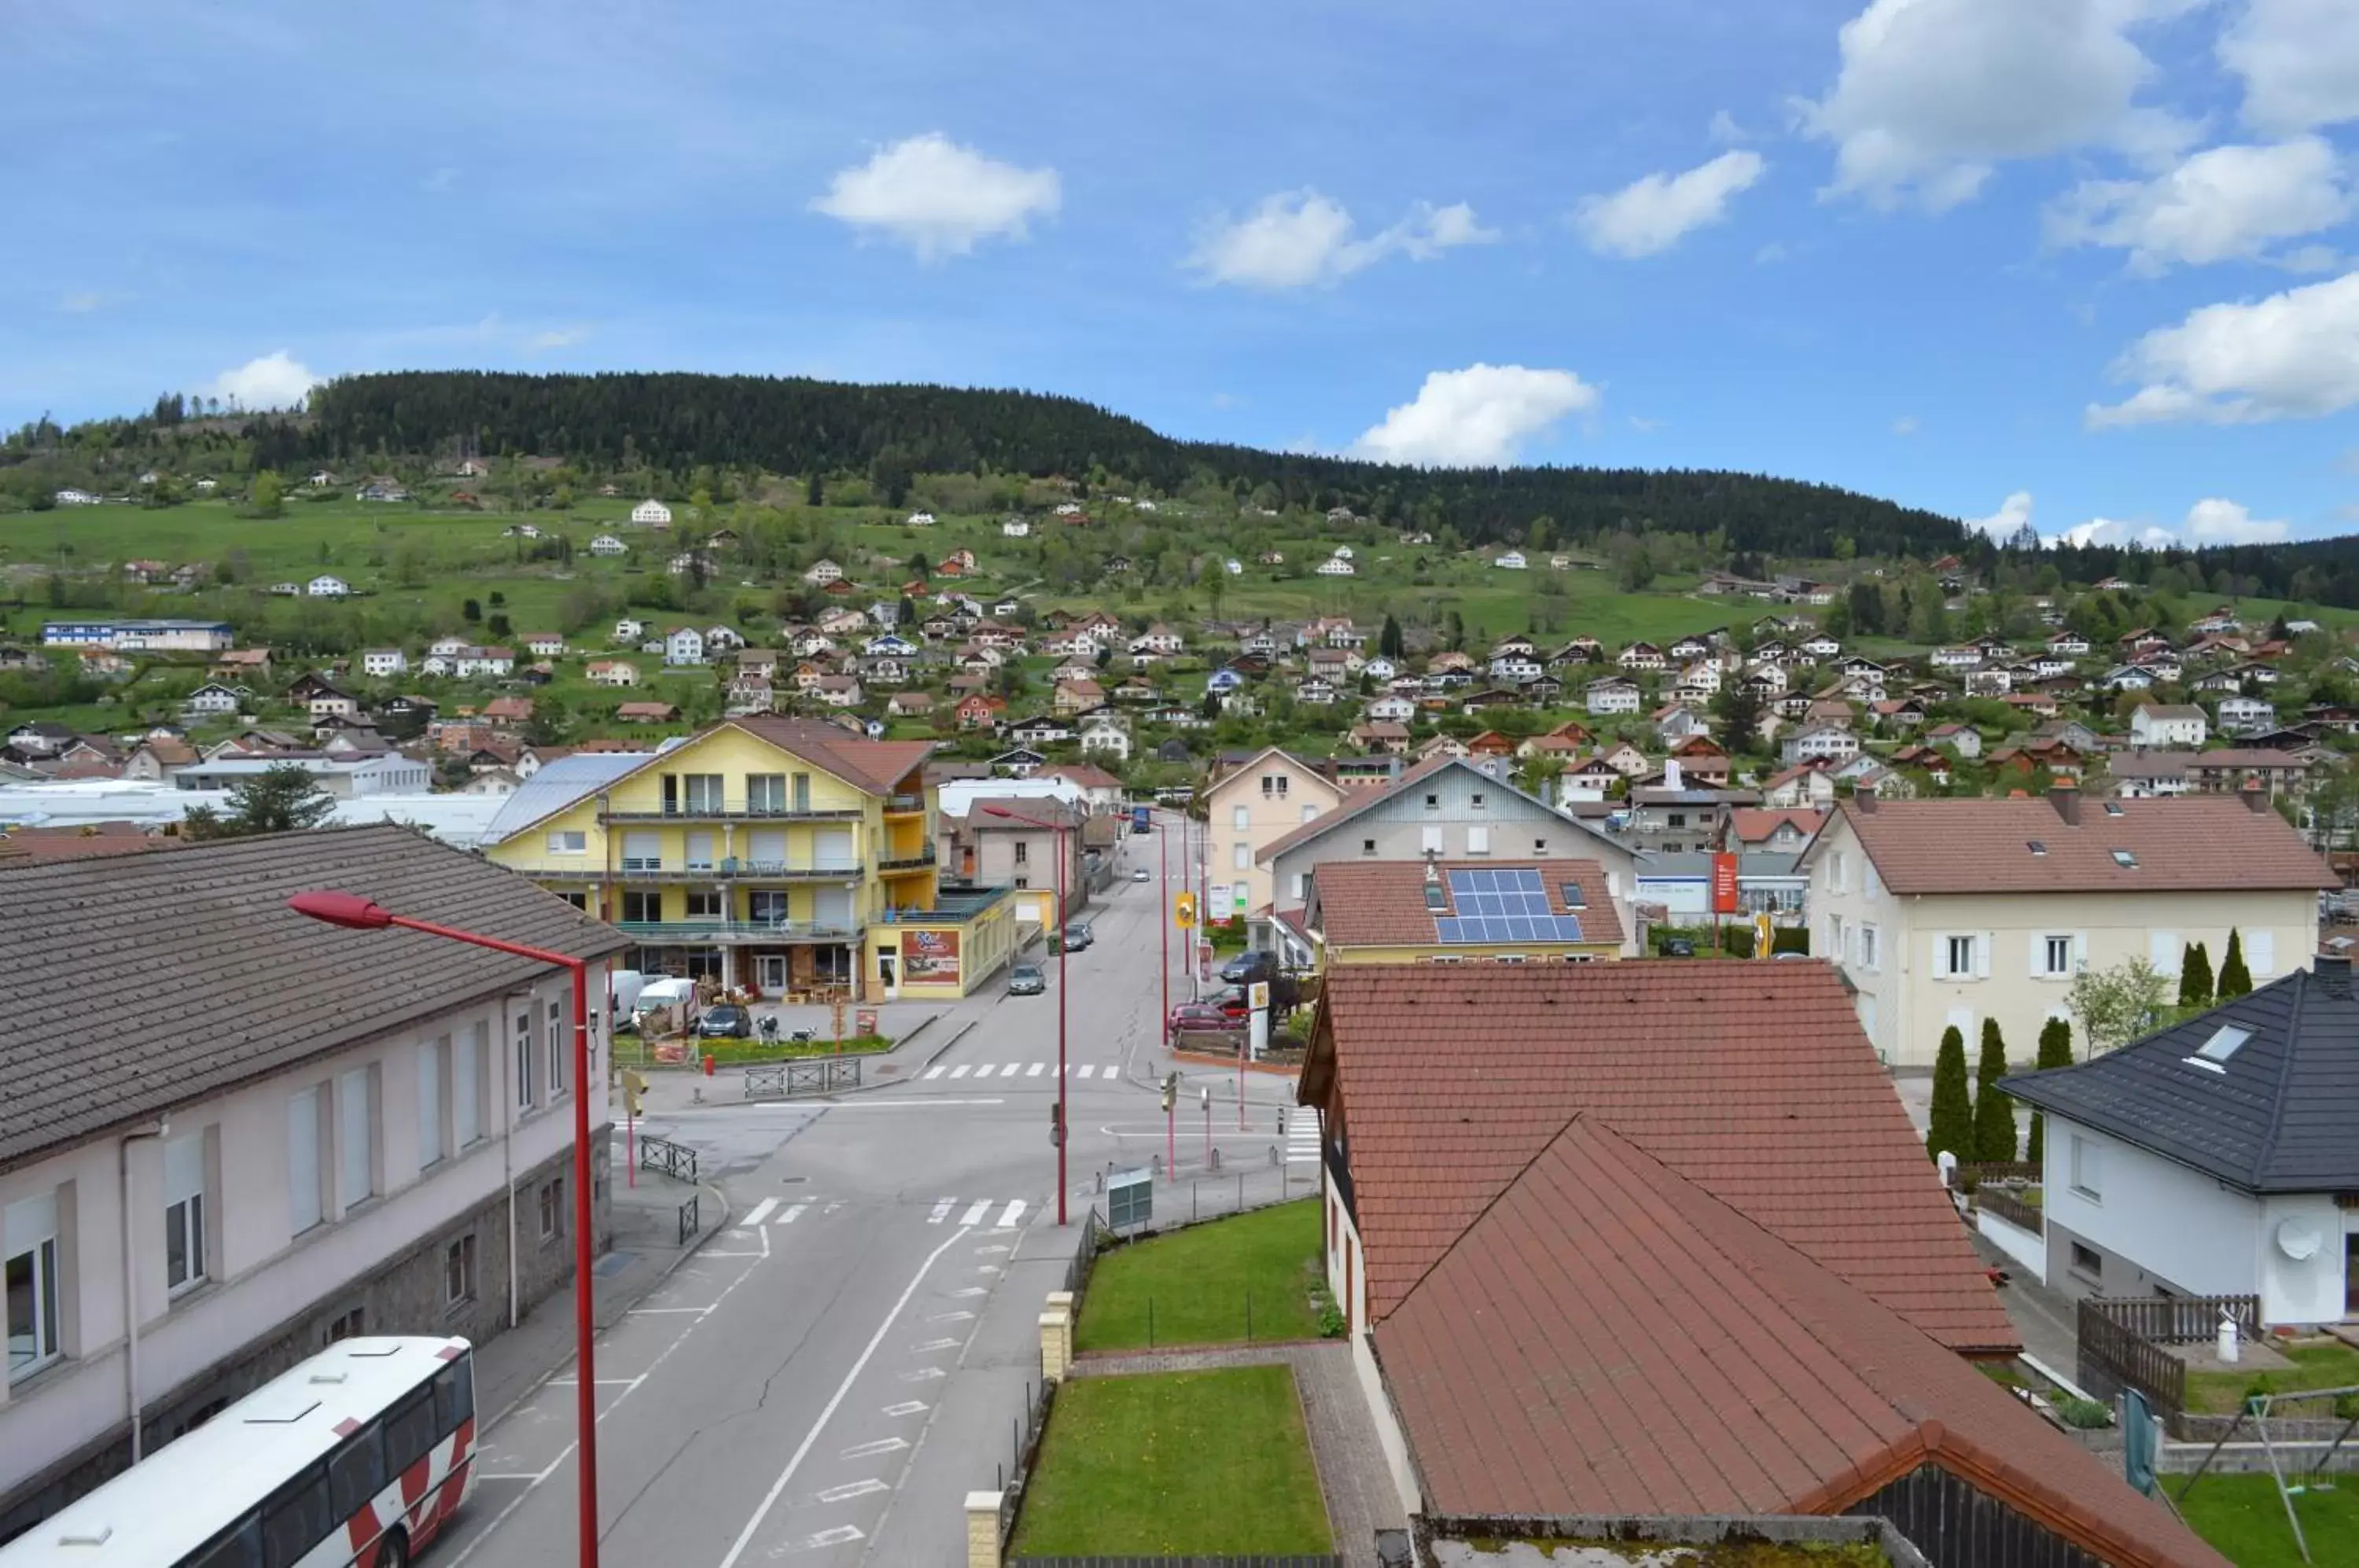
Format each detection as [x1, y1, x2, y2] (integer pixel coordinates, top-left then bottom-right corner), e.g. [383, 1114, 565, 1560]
[619, 1033, 892, 1067]
[1009, 1367, 1332, 1557]
[1076, 1198, 1322, 1352]
[2187, 1342, 2359, 1415]
[2169, 1471, 2358, 1568]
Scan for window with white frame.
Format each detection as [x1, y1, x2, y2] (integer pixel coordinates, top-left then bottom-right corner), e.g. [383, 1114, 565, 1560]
[514, 1009, 535, 1111]
[2247, 929, 2276, 975]
[1300, 804, 1318, 823]
[1231, 805, 1249, 831]
[1467, 826, 1490, 856]
[288, 1087, 325, 1235]
[1420, 826, 1443, 854]
[455, 1024, 484, 1148]
[2041, 934, 2075, 977]
[1857, 923, 1878, 971]
[1827, 914, 1844, 963]
[445, 1233, 477, 1306]
[1945, 934, 1978, 977]
[539, 1180, 565, 1242]
[1295, 872, 1312, 899]
[338, 1068, 376, 1208]
[2070, 1134, 2102, 1200]
[164, 1132, 207, 1294]
[1828, 849, 1847, 893]
[6, 1190, 63, 1380]
[547, 1000, 565, 1096]
[545, 830, 587, 856]
[418, 1037, 447, 1168]
[1233, 843, 1250, 870]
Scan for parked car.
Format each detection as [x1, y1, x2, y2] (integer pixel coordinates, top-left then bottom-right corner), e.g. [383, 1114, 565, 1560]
[1053, 921, 1094, 953]
[1659, 937, 1697, 958]
[1007, 961, 1047, 996]
[1165, 1001, 1235, 1041]
[1203, 988, 1250, 1021]
[694, 1003, 752, 1039]
[1132, 867, 1151, 882]
[1220, 950, 1280, 986]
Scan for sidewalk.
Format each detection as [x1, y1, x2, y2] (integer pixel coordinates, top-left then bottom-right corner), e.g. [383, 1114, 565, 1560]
[469, 1139, 733, 1428]
[622, 995, 996, 1116]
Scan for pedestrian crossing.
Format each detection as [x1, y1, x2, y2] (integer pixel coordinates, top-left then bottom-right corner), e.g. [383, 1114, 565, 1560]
[1286, 1107, 1323, 1166]
[925, 1198, 1031, 1228]
[734, 1198, 815, 1231]
[922, 1062, 1111, 1081]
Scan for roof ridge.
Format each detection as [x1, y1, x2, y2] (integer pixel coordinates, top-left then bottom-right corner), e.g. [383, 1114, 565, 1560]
[2247, 966, 2309, 1184]
[1378, 1102, 1589, 1326]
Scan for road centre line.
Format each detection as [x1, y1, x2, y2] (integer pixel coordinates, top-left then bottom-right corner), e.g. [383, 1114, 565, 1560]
[715, 1224, 978, 1568]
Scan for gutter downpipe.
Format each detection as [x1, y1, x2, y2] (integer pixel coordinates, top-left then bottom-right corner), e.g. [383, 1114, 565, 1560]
[120, 1117, 168, 1463]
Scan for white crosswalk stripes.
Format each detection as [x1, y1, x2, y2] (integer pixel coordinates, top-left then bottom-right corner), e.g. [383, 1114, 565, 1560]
[929, 1198, 1036, 1227]
[919, 1061, 1107, 1080]
[1286, 1107, 1323, 1165]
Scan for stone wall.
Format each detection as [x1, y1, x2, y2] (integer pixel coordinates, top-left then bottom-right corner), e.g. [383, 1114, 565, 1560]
[0, 1130, 611, 1542]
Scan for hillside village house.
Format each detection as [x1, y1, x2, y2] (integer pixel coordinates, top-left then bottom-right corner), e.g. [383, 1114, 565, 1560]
[483, 719, 1010, 1002]
[630, 499, 672, 525]
[1305, 859, 1622, 966]
[0, 828, 625, 1535]
[305, 576, 349, 598]
[2129, 703, 2208, 749]
[585, 660, 639, 687]
[2001, 959, 2359, 1327]
[360, 649, 407, 679]
[1803, 790, 2335, 1069]
[1201, 747, 1346, 928]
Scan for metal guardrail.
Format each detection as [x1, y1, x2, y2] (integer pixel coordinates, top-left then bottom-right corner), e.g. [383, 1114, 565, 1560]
[676, 1192, 700, 1246]
[638, 1135, 697, 1183]
[743, 1057, 865, 1099]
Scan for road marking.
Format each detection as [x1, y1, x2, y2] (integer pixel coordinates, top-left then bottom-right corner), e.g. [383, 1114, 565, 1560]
[898, 1366, 947, 1381]
[927, 1310, 974, 1323]
[778, 1203, 808, 1224]
[950, 1286, 987, 1297]
[1000, 1062, 1023, 1077]
[995, 1200, 1027, 1229]
[881, 1401, 928, 1417]
[815, 1478, 889, 1504]
[475, 1474, 547, 1482]
[841, 1437, 910, 1459]
[950, 1064, 972, 1078]
[927, 1198, 955, 1224]
[975, 1244, 1011, 1255]
[818, 1098, 1007, 1108]
[909, 1338, 959, 1353]
[796, 1526, 866, 1550]
[922, 1066, 946, 1080]
[738, 1198, 778, 1229]
[716, 1224, 977, 1568]
[1077, 1063, 1097, 1079]
[543, 1377, 644, 1388]
[625, 1306, 710, 1316]
[1026, 1062, 1045, 1077]
[958, 1200, 990, 1226]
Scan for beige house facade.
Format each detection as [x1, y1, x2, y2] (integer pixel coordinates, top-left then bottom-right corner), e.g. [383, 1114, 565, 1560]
[1802, 791, 2333, 1069]
[1199, 747, 1345, 925]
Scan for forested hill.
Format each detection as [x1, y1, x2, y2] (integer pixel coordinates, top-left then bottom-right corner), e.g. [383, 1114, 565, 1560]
[290, 370, 1969, 561]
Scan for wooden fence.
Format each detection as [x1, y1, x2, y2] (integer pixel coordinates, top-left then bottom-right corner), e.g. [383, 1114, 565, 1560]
[1954, 1161, 2041, 1191]
[2077, 1294, 2261, 1435]
[1975, 1187, 2042, 1235]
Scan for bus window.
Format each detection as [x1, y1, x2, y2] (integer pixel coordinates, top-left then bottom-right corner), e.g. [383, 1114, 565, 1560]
[384, 1387, 438, 1478]
[326, 1424, 385, 1521]
[181, 1516, 261, 1568]
[432, 1358, 473, 1433]
[259, 1468, 329, 1568]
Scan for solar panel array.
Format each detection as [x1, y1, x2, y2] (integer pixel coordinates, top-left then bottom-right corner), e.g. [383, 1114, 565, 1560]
[1433, 867, 1587, 945]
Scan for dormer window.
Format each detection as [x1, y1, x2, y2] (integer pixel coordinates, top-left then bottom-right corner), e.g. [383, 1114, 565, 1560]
[2111, 849, 2137, 868]
[2028, 841, 2046, 856]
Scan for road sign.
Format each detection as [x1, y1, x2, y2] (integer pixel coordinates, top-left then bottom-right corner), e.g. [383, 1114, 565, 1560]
[1107, 1167, 1153, 1230]
[1174, 892, 1196, 928]
[1248, 981, 1271, 1011]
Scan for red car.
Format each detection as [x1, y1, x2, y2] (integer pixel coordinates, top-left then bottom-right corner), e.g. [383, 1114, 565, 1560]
[1165, 1002, 1236, 1042]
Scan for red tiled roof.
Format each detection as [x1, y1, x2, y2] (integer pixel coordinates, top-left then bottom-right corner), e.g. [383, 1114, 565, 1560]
[1728, 807, 1828, 845]
[1311, 859, 1621, 948]
[1306, 964, 2016, 1353]
[1377, 1114, 2225, 1567]
[1836, 794, 2335, 894]
[732, 716, 932, 795]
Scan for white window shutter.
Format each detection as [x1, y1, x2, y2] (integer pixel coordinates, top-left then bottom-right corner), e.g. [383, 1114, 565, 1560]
[2028, 934, 2045, 979]
[1932, 933, 1950, 978]
[1421, 826, 1443, 854]
[2073, 933, 2089, 973]
[2150, 930, 2178, 970]
[1975, 933, 1993, 980]
[2247, 929, 2275, 975]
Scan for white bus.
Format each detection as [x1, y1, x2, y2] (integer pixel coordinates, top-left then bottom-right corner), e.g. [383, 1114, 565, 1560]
[0, 1336, 477, 1567]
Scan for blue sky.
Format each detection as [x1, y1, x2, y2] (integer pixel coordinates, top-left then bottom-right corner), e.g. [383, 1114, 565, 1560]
[5, 0, 2358, 546]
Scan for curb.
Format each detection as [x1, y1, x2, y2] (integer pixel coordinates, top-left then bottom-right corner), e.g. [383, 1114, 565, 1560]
[480, 1181, 734, 1436]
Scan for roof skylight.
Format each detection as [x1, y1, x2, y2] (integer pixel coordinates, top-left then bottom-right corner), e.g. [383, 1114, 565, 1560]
[2027, 840, 2047, 856]
[2195, 1025, 2251, 1063]
[2111, 849, 2137, 868]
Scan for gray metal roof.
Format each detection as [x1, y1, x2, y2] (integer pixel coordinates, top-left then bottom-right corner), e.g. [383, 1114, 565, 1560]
[2000, 959, 2359, 1192]
[482, 749, 657, 840]
[0, 823, 627, 1170]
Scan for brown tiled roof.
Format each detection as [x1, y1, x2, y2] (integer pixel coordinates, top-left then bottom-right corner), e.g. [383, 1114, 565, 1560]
[1311, 859, 1621, 948]
[733, 716, 931, 795]
[0, 822, 179, 863]
[1835, 795, 2334, 894]
[1377, 1114, 2225, 1567]
[1306, 964, 2015, 1353]
[1728, 807, 1828, 844]
[0, 824, 627, 1170]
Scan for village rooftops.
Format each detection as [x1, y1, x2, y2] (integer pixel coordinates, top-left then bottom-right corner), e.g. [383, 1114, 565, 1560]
[1827, 790, 2334, 896]
[1308, 859, 1621, 949]
[1301, 963, 2017, 1353]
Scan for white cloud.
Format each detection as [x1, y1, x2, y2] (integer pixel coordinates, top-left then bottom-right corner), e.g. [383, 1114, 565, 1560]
[1801, 0, 2194, 211]
[1967, 489, 2035, 539]
[527, 325, 591, 352]
[1709, 110, 1751, 144]
[1352, 364, 1602, 467]
[1575, 152, 1766, 258]
[810, 133, 1059, 259]
[2055, 517, 2178, 548]
[2052, 498, 2291, 547]
[201, 351, 318, 410]
[1185, 191, 1496, 290]
[2045, 138, 2354, 271]
[2220, 0, 2359, 134]
[1892, 414, 1922, 435]
[2087, 269, 2359, 425]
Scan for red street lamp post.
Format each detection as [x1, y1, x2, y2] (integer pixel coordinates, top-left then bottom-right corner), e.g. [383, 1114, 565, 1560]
[289, 892, 603, 1568]
[983, 804, 1069, 1225]
[1158, 812, 1168, 1049]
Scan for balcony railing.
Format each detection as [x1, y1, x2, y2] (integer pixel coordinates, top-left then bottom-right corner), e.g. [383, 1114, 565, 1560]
[613, 918, 861, 944]
[516, 859, 863, 881]
[876, 847, 938, 874]
[884, 793, 927, 815]
[600, 802, 864, 822]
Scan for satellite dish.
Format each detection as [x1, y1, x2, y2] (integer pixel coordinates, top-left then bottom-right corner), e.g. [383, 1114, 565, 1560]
[2275, 1217, 2322, 1261]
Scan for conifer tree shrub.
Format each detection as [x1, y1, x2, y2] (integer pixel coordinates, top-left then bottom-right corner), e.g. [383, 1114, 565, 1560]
[2177, 941, 2213, 1008]
[1973, 1019, 2016, 1163]
[1927, 1025, 1973, 1164]
[2026, 1018, 2073, 1164]
[2217, 929, 2253, 999]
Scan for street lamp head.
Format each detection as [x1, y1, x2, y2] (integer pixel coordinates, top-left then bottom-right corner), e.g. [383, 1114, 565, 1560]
[287, 890, 394, 930]
[982, 804, 1016, 819]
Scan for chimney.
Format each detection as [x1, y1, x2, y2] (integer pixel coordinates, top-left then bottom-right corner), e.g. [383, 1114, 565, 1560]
[2049, 780, 2081, 826]
[1853, 789, 1875, 814]
[2241, 778, 2269, 814]
[2314, 954, 2351, 998]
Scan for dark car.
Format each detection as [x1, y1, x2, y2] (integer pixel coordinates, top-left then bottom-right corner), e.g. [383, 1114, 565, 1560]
[694, 1003, 752, 1039]
[1165, 1001, 1235, 1042]
[1219, 950, 1279, 986]
[1053, 921, 1094, 953]
[1007, 961, 1047, 996]
[1658, 937, 1697, 958]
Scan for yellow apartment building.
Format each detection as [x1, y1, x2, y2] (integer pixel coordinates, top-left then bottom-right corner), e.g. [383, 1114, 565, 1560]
[482, 716, 1014, 1000]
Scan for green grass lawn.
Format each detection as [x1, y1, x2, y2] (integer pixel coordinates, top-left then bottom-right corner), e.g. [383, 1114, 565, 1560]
[2188, 1342, 2359, 1415]
[1076, 1198, 1322, 1351]
[2169, 1471, 2359, 1568]
[1009, 1367, 1333, 1557]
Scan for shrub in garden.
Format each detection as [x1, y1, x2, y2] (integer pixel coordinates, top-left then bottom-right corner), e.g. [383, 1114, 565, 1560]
[1927, 1026, 1972, 1163]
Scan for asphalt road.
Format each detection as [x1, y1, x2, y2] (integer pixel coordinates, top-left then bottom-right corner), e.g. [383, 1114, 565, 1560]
[445, 819, 1309, 1568]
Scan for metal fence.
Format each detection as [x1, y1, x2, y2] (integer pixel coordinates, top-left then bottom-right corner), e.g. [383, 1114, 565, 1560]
[637, 1134, 697, 1184]
[1091, 1154, 1314, 1233]
[675, 1192, 700, 1246]
[742, 1056, 864, 1099]
[1013, 1558, 1345, 1567]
